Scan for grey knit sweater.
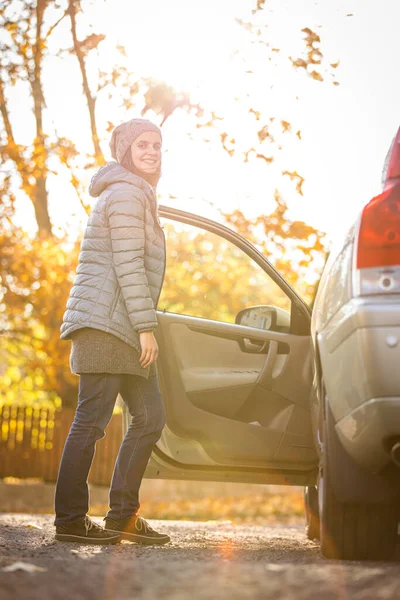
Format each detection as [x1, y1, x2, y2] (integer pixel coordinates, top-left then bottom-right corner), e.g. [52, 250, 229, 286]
[70, 328, 157, 378]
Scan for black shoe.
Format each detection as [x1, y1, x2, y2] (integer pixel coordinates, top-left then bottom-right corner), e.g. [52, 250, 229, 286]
[104, 515, 170, 545]
[55, 515, 120, 545]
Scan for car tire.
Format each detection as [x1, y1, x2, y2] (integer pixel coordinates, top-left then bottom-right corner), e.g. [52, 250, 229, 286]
[304, 485, 320, 541]
[319, 402, 398, 561]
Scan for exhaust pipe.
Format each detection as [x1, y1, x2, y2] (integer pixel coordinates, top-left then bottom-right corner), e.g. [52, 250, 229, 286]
[390, 441, 400, 468]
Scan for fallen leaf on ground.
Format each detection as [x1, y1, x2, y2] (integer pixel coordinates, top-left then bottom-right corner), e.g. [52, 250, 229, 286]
[3, 562, 47, 573]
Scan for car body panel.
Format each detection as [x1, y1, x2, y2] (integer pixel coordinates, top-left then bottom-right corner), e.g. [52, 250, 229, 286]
[317, 297, 400, 471]
[336, 397, 400, 472]
[309, 222, 356, 453]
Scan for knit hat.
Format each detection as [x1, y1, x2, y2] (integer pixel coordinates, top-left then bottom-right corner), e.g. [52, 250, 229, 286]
[109, 118, 162, 163]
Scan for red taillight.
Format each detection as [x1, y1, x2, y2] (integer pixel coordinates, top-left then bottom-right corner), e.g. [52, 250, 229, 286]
[384, 127, 400, 185]
[357, 184, 400, 269]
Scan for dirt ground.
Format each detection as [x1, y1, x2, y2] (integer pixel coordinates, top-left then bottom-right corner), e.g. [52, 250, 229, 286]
[0, 513, 400, 600]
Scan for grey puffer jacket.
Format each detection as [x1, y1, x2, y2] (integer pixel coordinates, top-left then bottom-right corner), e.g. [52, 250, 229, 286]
[60, 162, 166, 353]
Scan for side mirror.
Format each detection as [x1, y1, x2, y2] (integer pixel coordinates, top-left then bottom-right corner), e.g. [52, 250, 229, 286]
[235, 305, 290, 333]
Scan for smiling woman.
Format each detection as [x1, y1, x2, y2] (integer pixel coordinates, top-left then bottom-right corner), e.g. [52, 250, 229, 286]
[130, 133, 162, 173]
[121, 131, 163, 189]
[54, 117, 170, 545]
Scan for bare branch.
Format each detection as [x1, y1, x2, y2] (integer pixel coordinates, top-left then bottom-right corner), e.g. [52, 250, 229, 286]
[68, 0, 104, 165]
[44, 8, 69, 41]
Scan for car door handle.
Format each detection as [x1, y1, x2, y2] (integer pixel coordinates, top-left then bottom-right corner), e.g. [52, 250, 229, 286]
[243, 338, 269, 353]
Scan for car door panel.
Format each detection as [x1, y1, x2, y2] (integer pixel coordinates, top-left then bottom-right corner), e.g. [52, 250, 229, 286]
[152, 312, 317, 470]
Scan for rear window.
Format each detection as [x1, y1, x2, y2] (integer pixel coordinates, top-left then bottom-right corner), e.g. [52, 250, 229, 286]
[381, 136, 395, 188]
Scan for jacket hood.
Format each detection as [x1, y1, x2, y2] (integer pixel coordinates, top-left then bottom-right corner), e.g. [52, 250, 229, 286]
[89, 162, 153, 198]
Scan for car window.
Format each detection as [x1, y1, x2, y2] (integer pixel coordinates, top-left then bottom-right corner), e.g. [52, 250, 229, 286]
[319, 242, 353, 326]
[381, 135, 395, 188]
[157, 218, 291, 327]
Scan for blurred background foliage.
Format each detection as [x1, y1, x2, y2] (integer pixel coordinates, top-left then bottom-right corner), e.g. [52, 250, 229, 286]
[0, 0, 331, 408]
[159, 220, 292, 321]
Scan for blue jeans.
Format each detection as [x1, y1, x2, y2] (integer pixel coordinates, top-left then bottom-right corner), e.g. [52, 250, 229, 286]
[54, 373, 166, 526]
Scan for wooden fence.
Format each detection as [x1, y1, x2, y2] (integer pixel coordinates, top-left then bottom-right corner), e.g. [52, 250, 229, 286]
[0, 405, 123, 486]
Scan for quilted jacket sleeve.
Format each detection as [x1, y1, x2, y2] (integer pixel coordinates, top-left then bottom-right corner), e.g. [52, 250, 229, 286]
[106, 189, 158, 333]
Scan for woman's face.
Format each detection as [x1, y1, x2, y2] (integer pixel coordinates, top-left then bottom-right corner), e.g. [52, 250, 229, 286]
[130, 131, 162, 174]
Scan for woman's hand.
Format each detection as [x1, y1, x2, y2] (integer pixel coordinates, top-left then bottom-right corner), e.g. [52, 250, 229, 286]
[139, 331, 159, 368]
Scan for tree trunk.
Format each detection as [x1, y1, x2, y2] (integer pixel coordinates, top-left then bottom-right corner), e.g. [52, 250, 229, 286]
[32, 0, 52, 235]
[68, 0, 104, 165]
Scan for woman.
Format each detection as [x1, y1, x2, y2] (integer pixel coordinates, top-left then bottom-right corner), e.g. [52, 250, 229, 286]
[54, 118, 169, 545]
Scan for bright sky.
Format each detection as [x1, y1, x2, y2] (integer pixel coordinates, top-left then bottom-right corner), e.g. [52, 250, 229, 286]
[8, 0, 400, 244]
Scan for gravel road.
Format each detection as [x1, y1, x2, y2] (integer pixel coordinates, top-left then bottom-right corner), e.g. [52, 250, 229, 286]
[0, 514, 399, 600]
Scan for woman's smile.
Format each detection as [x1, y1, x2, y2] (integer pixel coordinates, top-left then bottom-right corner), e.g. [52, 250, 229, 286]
[140, 157, 158, 169]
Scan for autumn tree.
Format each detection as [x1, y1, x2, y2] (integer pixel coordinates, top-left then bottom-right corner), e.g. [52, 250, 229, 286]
[0, 0, 202, 408]
[159, 221, 292, 322]
[0, 227, 80, 407]
[0, 0, 95, 407]
[0, 0, 337, 408]
[0, 0, 56, 234]
[220, 194, 326, 303]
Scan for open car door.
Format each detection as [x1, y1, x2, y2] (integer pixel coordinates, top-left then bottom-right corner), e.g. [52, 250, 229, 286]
[125, 206, 318, 487]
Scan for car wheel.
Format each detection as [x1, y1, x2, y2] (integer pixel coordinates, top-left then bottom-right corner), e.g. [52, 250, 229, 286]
[304, 485, 320, 541]
[319, 402, 398, 561]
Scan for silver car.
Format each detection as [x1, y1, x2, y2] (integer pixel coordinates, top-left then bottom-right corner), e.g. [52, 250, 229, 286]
[306, 126, 400, 560]
[121, 128, 399, 561]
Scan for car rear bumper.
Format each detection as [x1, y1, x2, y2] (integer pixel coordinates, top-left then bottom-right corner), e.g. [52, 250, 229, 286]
[318, 296, 400, 472]
[336, 397, 400, 472]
